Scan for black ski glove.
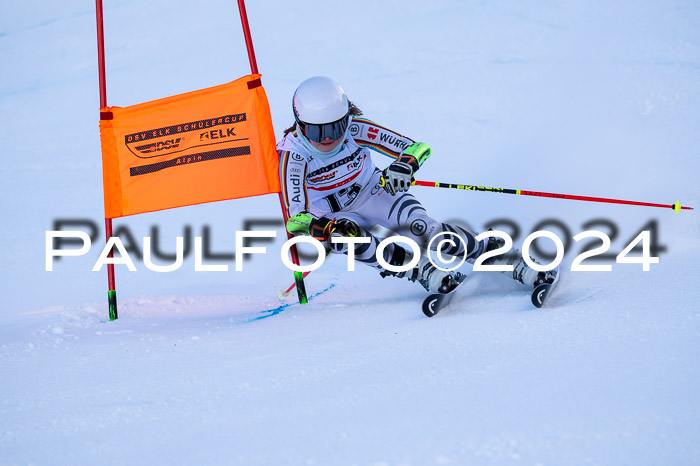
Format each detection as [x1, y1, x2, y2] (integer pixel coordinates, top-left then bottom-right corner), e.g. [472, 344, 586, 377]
[329, 218, 360, 238]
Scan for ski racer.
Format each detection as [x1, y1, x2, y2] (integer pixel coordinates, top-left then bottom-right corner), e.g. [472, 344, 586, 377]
[277, 76, 555, 294]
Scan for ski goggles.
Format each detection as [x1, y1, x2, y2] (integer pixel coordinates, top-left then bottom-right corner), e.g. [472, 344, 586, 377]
[295, 112, 350, 143]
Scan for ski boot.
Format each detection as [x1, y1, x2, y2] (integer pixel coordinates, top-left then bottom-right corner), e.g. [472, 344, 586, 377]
[381, 248, 461, 293]
[483, 236, 558, 287]
[412, 252, 463, 293]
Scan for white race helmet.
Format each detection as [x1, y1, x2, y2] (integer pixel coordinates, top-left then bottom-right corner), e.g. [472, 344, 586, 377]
[293, 77, 350, 142]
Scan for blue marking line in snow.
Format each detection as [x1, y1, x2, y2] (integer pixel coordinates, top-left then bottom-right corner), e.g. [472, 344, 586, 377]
[247, 283, 336, 323]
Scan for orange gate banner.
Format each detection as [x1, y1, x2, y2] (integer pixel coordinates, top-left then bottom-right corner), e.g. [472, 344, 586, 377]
[99, 74, 280, 218]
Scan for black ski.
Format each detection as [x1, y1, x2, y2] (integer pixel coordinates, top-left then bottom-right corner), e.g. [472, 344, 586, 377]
[531, 270, 560, 308]
[422, 273, 468, 317]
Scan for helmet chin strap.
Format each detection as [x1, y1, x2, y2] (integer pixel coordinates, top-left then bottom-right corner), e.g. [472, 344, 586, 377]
[297, 127, 347, 159]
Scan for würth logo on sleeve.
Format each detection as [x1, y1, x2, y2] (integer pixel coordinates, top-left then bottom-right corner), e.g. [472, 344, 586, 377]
[367, 127, 379, 140]
[124, 113, 247, 159]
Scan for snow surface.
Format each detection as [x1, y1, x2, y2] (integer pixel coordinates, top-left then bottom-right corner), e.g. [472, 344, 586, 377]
[1, 0, 699, 464]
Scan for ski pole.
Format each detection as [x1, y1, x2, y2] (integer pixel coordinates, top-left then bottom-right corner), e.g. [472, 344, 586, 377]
[411, 180, 693, 212]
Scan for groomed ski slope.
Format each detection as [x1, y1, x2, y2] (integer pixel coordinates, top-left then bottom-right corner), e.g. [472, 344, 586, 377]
[1, 1, 699, 464]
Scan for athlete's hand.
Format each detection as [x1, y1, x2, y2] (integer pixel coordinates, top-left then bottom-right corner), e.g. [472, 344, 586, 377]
[286, 212, 334, 240]
[381, 161, 414, 195]
[329, 218, 360, 238]
[380, 142, 431, 195]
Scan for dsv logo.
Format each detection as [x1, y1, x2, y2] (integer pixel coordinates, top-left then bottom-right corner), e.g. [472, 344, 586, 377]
[134, 138, 183, 155]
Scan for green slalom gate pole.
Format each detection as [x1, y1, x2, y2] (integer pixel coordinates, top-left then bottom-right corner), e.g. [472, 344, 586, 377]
[279, 250, 333, 299]
[412, 180, 693, 213]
